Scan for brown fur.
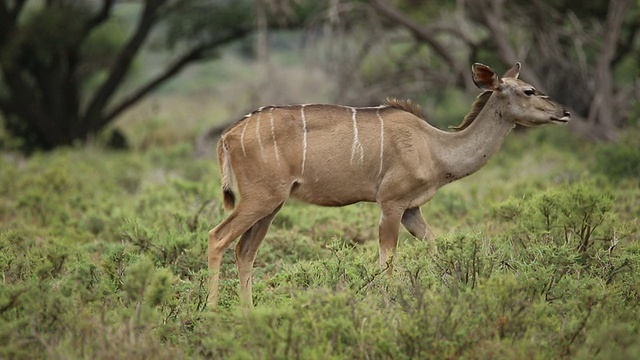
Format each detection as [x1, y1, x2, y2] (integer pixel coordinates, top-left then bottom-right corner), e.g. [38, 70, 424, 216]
[449, 91, 493, 131]
[384, 98, 425, 119]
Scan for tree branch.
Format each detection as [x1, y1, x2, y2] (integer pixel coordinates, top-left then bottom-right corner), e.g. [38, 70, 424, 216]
[465, 0, 545, 90]
[613, 6, 640, 67]
[101, 47, 206, 126]
[370, 0, 458, 66]
[586, 0, 632, 139]
[0, 0, 26, 46]
[83, 0, 115, 33]
[4, 0, 27, 22]
[369, 0, 469, 87]
[82, 0, 167, 130]
[101, 28, 250, 127]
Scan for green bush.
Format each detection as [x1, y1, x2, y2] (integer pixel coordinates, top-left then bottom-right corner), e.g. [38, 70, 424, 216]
[594, 132, 640, 181]
[1, 129, 639, 358]
[493, 184, 623, 255]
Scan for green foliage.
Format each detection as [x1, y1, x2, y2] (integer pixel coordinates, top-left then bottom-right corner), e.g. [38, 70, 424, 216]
[0, 127, 639, 358]
[2, 5, 87, 69]
[494, 184, 619, 254]
[593, 131, 640, 181]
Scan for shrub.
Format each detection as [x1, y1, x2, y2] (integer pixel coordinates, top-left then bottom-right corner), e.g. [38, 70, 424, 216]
[1, 131, 639, 359]
[594, 132, 640, 181]
[494, 184, 621, 255]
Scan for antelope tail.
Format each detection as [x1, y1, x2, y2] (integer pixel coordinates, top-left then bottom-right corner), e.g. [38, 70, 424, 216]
[217, 139, 236, 211]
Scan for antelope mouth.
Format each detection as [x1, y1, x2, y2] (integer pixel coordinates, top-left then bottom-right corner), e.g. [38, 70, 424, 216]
[550, 109, 571, 123]
[550, 115, 570, 123]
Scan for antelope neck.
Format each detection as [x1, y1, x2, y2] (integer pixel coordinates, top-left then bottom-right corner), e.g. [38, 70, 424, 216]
[431, 93, 515, 183]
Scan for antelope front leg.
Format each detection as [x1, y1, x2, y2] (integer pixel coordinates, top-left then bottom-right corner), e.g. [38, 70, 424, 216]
[378, 203, 404, 274]
[401, 207, 434, 241]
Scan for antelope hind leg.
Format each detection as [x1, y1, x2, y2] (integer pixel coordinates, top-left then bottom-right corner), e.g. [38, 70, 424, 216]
[208, 202, 281, 307]
[235, 203, 283, 307]
[401, 207, 434, 241]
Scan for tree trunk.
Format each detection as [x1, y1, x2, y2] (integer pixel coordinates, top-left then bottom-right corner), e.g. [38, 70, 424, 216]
[585, 0, 632, 141]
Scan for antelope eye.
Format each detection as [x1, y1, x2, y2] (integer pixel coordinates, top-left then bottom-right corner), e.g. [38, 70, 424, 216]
[524, 89, 536, 96]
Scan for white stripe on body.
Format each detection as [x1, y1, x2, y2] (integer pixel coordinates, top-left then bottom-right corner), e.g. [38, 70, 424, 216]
[350, 107, 364, 165]
[240, 116, 250, 156]
[376, 108, 384, 176]
[255, 111, 265, 161]
[300, 105, 308, 175]
[338, 104, 388, 111]
[269, 108, 280, 163]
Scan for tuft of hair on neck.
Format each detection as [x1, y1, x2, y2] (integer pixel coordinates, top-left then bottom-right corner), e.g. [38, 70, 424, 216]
[449, 91, 493, 131]
[384, 98, 425, 119]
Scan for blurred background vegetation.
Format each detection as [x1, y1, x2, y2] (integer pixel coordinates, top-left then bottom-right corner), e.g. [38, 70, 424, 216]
[0, 0, 639, 151]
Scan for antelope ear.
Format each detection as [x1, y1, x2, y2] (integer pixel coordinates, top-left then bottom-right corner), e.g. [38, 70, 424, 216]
[503, 62, 521, 79]
[472, 63, 500, 91]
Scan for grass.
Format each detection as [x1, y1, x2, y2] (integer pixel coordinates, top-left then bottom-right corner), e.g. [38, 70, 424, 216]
[1, 123, 639, 359]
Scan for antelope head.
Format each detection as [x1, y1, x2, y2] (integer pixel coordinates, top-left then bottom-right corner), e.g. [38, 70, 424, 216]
[472, 62, 571, 126]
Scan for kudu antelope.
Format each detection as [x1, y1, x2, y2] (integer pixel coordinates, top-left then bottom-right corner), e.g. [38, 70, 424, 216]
[208, 62, 570, 306]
